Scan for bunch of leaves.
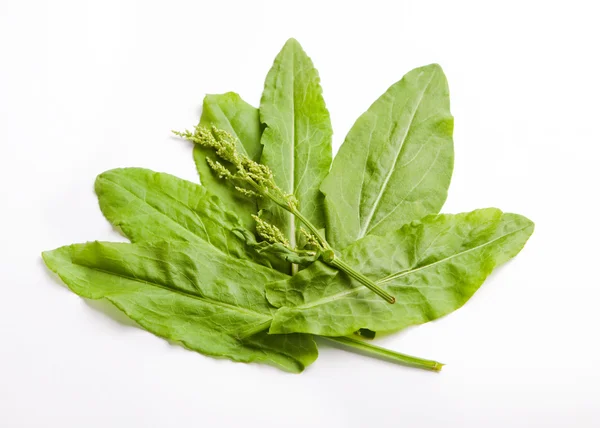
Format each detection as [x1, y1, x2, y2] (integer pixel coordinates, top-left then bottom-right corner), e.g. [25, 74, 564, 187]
[43, 39, 533, 373]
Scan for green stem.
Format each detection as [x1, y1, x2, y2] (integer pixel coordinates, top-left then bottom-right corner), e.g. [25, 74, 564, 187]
[329, 258, 396, 304]
[291, 208, 330, 250]
[276, 201, 395, 304]
[323, 336, 444, 372]
[254, 182, 393, 304]
[239, 321, 443, 372]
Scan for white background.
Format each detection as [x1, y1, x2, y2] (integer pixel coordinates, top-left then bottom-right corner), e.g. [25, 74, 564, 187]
[1, 1, 599, 427]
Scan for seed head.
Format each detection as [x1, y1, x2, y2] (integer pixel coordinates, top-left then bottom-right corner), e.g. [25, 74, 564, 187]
[174, 126, 294, 207]
[252, 214, 289, 246]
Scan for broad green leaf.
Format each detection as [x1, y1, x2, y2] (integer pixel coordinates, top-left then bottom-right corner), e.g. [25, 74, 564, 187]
[193, 92, 262, 229]
[42, 241, 318, 372]
[95, 167, 272, 268]
[260, 38, 332, 248]
[267, 209, 534, 336]
[320, 64, 454, 250]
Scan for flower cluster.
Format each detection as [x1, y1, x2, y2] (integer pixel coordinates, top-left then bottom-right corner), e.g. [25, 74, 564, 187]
[174, 126, 296, 209]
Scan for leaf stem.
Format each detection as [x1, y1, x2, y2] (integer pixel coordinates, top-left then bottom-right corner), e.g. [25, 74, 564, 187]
[323, 336, 444, 372]
[239, 321, 442, 372]
[329, 258, 396, 304]
[291, 263, 299, 275]
[290, 207, 330, 250]
[287, 205, 394, 303]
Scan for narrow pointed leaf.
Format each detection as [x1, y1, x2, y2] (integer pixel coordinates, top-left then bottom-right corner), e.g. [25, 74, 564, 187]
[193, 92, 262, 229]
[260, 38, 332, 247]
[267, 209, 534, 336]
[321, 64, 454, 250]
[43, 241, 318, 372]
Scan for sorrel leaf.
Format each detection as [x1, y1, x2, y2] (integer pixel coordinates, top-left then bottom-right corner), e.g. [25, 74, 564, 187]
[96, 167, 239, 245]
[95, 167, 274, 268]
[320, 64, 454, 250]
[43, 241, 317, 372]
[259, 38, 332, 248]
[267, 209, 534, 336]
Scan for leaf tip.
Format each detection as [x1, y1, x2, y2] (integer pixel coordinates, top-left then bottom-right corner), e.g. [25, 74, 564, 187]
[41, 250, 51, 264]
[284, 37, 301, 47]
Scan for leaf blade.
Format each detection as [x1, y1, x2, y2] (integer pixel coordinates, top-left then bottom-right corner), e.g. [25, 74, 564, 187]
[268, 209, 534, 336]
[259, 38, 332, 246]
[95, 167, 271, 268]
[43, 241, 318, 372]
[321, 64, 454, 249]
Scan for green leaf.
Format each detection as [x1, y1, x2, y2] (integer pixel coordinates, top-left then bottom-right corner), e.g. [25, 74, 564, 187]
[92, 167, 434, 369]
[320, 64, 454, 250]
[42, 241, 318, 372]
[260, 38, 332, 247]
[95, 167, 273, 268]
[193, 92, 262, 229]
[267, 209, 534, 336]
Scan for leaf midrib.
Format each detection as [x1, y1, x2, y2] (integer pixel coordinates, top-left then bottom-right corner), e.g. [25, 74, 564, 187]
[72, 255, 273, 321]
[357, 70, 436, 240]
[366, 144, 443, 235]
[288, 45, 297, 248]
